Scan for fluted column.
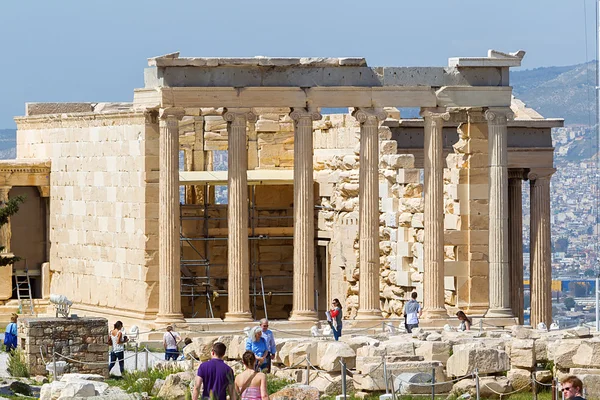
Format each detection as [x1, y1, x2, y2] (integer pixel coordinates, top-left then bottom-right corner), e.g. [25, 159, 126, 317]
[289, 108, 321, 321]
[420, 108, 450, 319]
[508, 169, 525, 324]
[484, 107, 514, 318]
[0, 187, 12, 253]
[156, 109, 185, 324]
[529, 169, 555, 327]
[224, 108, 255, 322]
[353, 108, 386, 320]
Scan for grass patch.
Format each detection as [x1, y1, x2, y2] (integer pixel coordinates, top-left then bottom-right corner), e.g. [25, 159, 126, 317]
[7, 349, 29, 378]
[266, 375, 295, 395]
[108, 366, 185, 395]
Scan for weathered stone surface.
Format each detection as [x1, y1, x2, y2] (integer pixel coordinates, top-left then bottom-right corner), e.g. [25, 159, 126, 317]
[446, 346, 510, 376]
[270, 384, 320, 400]
[479, 377, 513, 398]
[157, 371, 195, 400]
[553, 339, 582, 369]
[184, 336, 219, 361]
[415, 341, 451, 364]
[317, 341, 356, 372]
[279, 341, 318, 368]
[572, 339, 600, 368]
[507, 368, 531, 391]
[507, 339, 535, 369]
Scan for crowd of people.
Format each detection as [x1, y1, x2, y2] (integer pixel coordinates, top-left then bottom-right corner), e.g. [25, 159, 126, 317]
[104, 297, 591, 400]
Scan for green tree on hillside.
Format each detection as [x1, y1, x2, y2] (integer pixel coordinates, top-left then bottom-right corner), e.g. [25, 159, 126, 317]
[0, 195, 24, 267]
[564, 297, 576, 310]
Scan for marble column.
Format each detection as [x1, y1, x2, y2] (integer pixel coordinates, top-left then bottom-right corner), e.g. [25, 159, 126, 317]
[508, 169, 525, 324]
[0, 186, 12, 253]
[156, 110, 185, 324]
[353, 108, 386, 320]
[224, 108, 255, 322]
[420, 108, 450, 319]
[529, 169, 555, 327]
[484, 107, 514, 318]
[289, 108, 321, 321]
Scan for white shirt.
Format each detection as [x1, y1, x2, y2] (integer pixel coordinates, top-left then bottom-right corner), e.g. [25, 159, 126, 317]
[163, 331, 181, 350]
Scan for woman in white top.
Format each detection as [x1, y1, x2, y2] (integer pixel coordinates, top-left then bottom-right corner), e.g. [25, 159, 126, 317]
[108, 321, 128, 375]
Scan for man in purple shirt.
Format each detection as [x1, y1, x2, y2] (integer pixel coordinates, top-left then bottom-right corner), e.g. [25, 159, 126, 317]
[192, 342, 236, 400]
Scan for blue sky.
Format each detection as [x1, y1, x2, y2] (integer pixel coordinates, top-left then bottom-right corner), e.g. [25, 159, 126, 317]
[0, 0, 594, 127]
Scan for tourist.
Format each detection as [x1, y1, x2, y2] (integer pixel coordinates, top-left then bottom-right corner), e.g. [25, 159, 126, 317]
[108, 321, 128, 376]
[456, 310, 472, 331]
[193, 342, 236, 400]
[163, 325, 182, 361]
[328, 298, 343, 341]
[403, 292, 422, 333]
[235, 351, 268, 400]
[245, 326, 269, 371]
[179, 337, 193, 361]
[3, 313, 18, 352]
[259, 319, 276, 373]
[561, 375, 586, 400]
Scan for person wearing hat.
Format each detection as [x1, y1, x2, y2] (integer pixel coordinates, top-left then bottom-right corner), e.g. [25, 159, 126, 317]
[163, 325, 182, 361]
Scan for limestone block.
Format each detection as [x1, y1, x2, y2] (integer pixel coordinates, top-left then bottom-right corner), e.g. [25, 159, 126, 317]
[572, 339, 600, 368]
[0, 263, 13, 300]
[397, 169, 420, 184]
[270, 384, 320, 400]
[444, 214, 461, 230]
[185, 337, 220, 361]
[534, 369, 553, 384]
[479, 377, 513, 397]
[507, 368, 531, 391]
[507, 339, 535, 369]
[553, 340, 582, 369]
[157, 371, 196, 400]
[398, 213, 412, 227]
[415, 342, 451, 364]
[279, 341, 318, 368]
[446, 347, 510, 376]
[446, 154, 466, 169]
[317, 341, 356, 372]
[379, 140, 397, 155]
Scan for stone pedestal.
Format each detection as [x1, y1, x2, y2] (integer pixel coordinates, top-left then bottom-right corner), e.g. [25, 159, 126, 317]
[508, 169, 525, 324]
[529, 169, 555, 327]
[289, 108, 321, 321]
[484, 108, 514, 318]
[420, 108, 450, 319]
[156, 112, 184, 324]
[224, 109, 255, 322]
[354, 108, 386, 320]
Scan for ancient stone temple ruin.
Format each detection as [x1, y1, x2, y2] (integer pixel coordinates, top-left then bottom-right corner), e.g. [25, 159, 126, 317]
[1, 50, 562, 329]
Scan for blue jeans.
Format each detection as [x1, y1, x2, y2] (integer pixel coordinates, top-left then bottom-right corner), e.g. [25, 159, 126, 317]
[406, 323, 418, 333]
[332, 326, 342, 341]
[165, 349, 179, 361]
[109, 351, 124, 374]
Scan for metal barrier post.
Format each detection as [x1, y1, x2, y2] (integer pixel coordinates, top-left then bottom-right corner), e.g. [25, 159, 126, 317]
[144, 348, 149, 371]
[475, 368, 480, 400]
[532, 371, 538, 400]
[134, 343, 138, 371]
[305, 355, 310, 385]
[340, 359, 347, 400]
[431, 367, 435, 400]
[551, 376, 556, 400]
[479, 319, 483, 332]
[53, 352, 57, 380]
[383, 352, 389, 395]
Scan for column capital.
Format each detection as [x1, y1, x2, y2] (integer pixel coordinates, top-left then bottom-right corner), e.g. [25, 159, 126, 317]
[352, 107, 386, 124]
[527, 168, 556, 182]
[508, 168, 526, 181]
[484, 107, 514, 125]
[159, 107, 186, 120]
[223, 108, 257, 123]
[419, 107, 450, 120]
[290, 107, 322, 122]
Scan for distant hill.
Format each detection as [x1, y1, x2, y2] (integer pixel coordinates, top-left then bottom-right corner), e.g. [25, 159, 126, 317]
[511, 62, 596, 125]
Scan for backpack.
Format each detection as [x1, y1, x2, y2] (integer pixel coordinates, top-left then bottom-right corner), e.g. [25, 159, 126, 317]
[3, 322, 17, 350]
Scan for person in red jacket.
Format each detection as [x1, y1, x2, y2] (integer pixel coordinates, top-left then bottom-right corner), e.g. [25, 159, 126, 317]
[327, 298, 343, 340]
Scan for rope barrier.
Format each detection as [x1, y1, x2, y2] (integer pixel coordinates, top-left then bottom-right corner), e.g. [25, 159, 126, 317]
[532, 375, 554, 387]
[53, 351, 137, 366]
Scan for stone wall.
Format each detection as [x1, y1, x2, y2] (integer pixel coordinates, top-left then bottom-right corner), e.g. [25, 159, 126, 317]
[19, 317, 108, 376]
[15, 111, 160, 318]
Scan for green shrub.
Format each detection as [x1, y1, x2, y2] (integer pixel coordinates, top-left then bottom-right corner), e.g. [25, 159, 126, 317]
[7, 348, 29, 378]
[114, 366, 185, 394]
[266, 375, 295, 395]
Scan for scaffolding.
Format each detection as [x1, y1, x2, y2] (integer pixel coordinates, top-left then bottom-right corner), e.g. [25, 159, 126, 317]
[180, 183, 294, 319]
